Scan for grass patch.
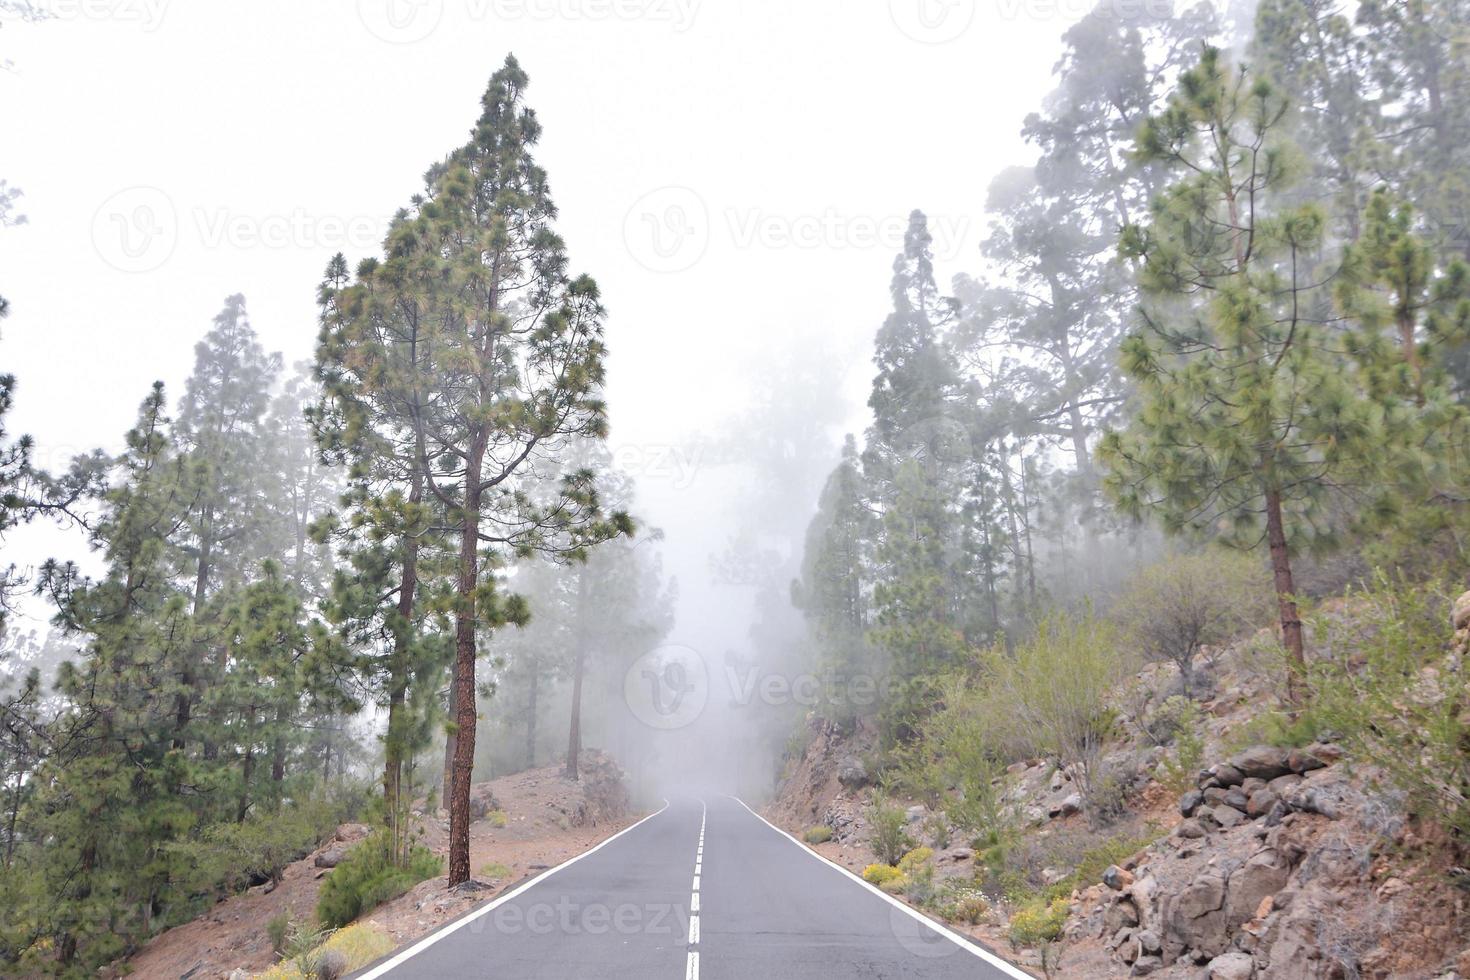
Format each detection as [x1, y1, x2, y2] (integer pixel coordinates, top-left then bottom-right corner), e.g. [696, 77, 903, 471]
[479, 861, 512, 880]
[255, 922, 395, 980]
[803, 825, 833, 844]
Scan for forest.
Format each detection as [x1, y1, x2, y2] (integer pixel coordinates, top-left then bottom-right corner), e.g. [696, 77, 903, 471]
[1, 0, 1468, 976]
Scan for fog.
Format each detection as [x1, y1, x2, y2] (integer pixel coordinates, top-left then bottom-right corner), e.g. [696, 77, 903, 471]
[1, 0, 1278, 817]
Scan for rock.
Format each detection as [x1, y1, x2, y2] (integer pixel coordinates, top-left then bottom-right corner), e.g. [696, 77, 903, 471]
[1105, 896, 1141, 933]
[1212, 804, 1246, 829]
[1240, 777, 1266, 796]
[905, 805, 926, 824]
[1210, 763, 1245, 788]
[940, 847, 973, 862]
[1204, 787, 1229, 806]
[314, 848, 347, 869]
[1225, 849, 1291, 926]
[1453, 590, 1470, 631]
[1285, 748, 1326, 775]
[1223, 788, 1250, 812]
[1207, 950, 1256, 980]
[1283, 785, 1341, 819]
[1166, 873, 1228, 958]
[1138, 929, 1162, 954]
[335, 822, 371, 842]
[1049, 793, 1083, 818]
[1305, 742, 1344, 764]
[227, 971, 250, 980]
[1132, 954, 1163, 975]
[837, 756, 868, 788]
[1104, 865, 1135, 891]
[1180, 790, 1205, 817]
[1246, 790, 1279, 819]
[1176, 818, 1207, 839]
[1231, 746, 1293, 781]
[1266, 773, 1301, 795]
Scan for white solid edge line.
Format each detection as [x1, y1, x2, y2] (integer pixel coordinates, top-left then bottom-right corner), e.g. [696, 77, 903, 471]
[355, 799, 674, 979]
[685, 950, 700, 980]
[728, 796, 1033, 980]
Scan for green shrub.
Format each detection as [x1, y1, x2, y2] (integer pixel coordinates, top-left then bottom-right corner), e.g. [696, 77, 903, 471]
[267, 913, 292, 959]
[1156, 698, 1206, 794]
[1112, 551, 1271, 696]
[1008, 896, 1070, 978]
[487, 810, 509, 828]
[316, 833, 442, 929]
[1302, 574, 1469, 833]
[257, 923, 395, 980]
[923, 813, 951, 849]
[803, 825, 833, 844]
[866, 796, 912, 865]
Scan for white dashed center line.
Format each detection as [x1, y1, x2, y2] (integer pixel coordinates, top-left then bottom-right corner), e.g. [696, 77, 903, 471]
[687, 801, 706, 980]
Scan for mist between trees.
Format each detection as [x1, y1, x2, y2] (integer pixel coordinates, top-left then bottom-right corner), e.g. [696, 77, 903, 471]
[1, 0, 1468, 975]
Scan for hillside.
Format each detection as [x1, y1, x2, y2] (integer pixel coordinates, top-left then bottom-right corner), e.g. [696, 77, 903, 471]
[121, 753, 632, 980]
[767, 593, 1470, 978]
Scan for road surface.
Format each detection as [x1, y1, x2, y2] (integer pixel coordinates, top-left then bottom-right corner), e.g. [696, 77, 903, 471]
[355, 796, 1029, 979]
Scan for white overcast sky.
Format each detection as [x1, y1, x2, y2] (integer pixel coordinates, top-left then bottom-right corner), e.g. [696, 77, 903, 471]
[1, 0, 1098, 635]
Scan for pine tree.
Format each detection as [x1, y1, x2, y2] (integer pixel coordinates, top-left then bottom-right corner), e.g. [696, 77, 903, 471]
[337, 56, 629, 885]
[1100, 48, 1380, 699]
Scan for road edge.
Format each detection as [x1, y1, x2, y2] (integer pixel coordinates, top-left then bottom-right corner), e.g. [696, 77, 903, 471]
[350, 800, 672, 979]
[728, 796, 1035, 980]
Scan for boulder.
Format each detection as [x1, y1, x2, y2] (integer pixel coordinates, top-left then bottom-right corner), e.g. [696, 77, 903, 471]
[1211, 804, 1246, 829]
[1210, 763, 1245, 788]
[1132, 955, 1162, 975]
[1049, 793, 1083, 819]
[1285, 748, 1326, 775]
[1225, 849, 1292, 927]
[1207, 951, 1256, 980]
[1231, 746, 1293, 781]
[1176, 818, 1207, 839]
[1223, 788, 1250, 812]
[1266, 773, 1301, 795]
[1246, 790, 1279, 819]
[1166, 872, 1228, 959]
[837, 756, 868, 788]
[314, 848, 347, 869]
[1104, 865, 1135, 891]
[1180, 790, 1205, 817]
[1240, 777, 1266, 797]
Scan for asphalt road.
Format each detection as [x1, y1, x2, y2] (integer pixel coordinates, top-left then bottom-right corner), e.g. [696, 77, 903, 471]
[355, 796, 1028, 979]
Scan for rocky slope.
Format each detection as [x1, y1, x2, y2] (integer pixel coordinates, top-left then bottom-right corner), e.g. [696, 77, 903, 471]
[768, 605, 1470, 979]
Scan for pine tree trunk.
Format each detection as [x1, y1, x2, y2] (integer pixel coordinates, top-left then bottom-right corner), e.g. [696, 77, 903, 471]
[1264, 487, 1305, 702]
[443, 665, 458, 793]
[447, 436, 486, 887]
[176, 510, 213, 752]
[526, 665, 539, 769]
[566, 652, 584, 781]
[385, 474, 421, 858]
[566, 567, 590, 781]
